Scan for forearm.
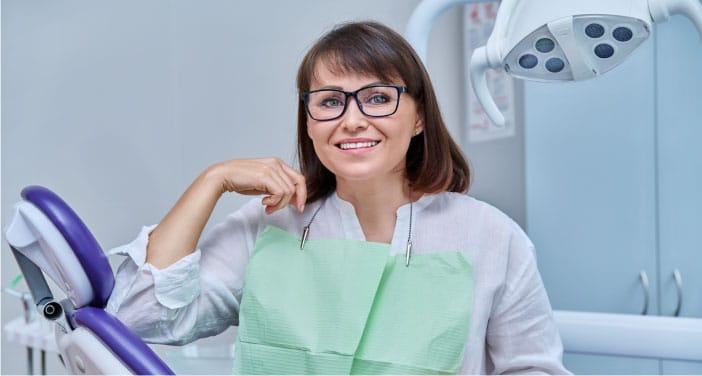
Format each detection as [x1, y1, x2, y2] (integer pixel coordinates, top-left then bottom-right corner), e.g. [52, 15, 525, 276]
[145, 157, 305, 269]
[146, 167, 223, 269]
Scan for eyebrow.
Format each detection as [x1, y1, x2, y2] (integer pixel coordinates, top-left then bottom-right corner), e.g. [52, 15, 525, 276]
[313, 81, 391, 91]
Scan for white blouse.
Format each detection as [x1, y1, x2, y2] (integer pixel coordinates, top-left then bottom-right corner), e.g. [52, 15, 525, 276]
[106, 191, 569, 374]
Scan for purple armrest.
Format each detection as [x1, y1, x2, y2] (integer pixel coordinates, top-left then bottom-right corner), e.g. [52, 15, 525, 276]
[74, 307, 174, 375]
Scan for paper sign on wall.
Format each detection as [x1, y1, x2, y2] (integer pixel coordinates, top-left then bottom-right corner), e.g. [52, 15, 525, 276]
[464, 2, 516, 143]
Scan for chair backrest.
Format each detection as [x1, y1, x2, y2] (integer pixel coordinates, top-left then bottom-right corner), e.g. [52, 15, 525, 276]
[5, 185, 174, 375]
[21, 185, 114, 307]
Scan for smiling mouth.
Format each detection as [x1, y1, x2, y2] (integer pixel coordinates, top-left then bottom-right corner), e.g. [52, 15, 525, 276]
[337, 141, 380, 150]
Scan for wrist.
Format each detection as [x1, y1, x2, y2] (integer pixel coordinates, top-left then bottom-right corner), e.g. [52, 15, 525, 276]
[198, 163, 229, 196]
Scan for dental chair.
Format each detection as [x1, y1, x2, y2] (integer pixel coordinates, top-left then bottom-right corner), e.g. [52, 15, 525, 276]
[4, 185, 174, 375]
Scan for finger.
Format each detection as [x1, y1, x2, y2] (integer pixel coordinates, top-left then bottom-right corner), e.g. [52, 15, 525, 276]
[270, 173, 295, 211]
[294, 181, 307, 213]
[266, 161, 301, 212]
[261, 194, 280, 206]
[273, 164, 298, 198]
[260, 166, 296, 214]
[268, 189, 292, 213]
[261, 193, 280, 214]
[261, 188, 285, 211]
[280, 165, 307, 212]
[257, 173, 286, 210]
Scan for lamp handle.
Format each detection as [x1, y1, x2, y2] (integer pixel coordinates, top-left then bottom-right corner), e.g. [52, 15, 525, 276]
[470, 46, 506, 126]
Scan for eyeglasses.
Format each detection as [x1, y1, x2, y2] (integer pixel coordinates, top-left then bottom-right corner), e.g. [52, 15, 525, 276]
[300, 84, 408, 121]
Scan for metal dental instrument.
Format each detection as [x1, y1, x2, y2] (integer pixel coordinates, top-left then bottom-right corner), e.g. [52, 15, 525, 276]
[406, 189, 414, 267]
[300, 203, 323, 250]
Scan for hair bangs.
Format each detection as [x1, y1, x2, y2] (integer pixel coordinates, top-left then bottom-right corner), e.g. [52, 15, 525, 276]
[312, 44, 400, 86]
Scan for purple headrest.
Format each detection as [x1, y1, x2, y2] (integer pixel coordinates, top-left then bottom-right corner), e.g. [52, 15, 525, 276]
[21, 185, 114, 308]
[74, 307, 174, 375]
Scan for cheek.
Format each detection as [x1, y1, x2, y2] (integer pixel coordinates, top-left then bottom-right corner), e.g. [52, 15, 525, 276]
[306, 123, 330, 159]
[306, 119, 339, 143]
[307, 123, 322, 143]
[306, 120, 324, 145]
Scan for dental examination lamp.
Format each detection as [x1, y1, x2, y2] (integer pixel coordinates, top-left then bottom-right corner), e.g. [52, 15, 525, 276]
[406, 0, 702, 126]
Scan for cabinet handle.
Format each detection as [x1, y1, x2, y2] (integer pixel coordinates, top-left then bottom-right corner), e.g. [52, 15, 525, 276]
[673, 269, 683, 317]
[639, 270, 650, 315]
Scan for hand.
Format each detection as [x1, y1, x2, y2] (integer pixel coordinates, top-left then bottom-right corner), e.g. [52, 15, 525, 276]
[206, 158, 307, 214]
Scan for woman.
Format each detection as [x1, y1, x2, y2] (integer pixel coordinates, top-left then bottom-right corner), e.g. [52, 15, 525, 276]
[108, 21, 568, 374]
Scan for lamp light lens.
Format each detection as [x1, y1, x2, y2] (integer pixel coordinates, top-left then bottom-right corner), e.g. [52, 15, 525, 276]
[586, 23, 606, 38]
[613, 27, 634, 42]
[545, 57, 565, 72]
[594, 43, 615, 58]
[519, 54, 539, 69]
[535, 38, 555, 53]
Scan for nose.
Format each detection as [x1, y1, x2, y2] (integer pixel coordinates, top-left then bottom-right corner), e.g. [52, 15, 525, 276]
[340, 97, 369, 132]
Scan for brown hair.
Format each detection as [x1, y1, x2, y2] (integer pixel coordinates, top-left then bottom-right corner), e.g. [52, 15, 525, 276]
[296, 21, 470, 203]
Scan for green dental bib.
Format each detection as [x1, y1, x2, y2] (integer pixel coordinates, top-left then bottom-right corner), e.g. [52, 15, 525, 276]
[233, 226, 473, 374]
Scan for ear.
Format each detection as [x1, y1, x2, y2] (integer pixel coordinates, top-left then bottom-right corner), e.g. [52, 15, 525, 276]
[413, 113, 425, 136]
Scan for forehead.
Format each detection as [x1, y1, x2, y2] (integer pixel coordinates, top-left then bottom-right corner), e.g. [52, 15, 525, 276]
[309, 57, 402, 90]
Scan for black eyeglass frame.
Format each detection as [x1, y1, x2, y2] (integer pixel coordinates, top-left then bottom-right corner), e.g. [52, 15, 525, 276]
[300, 84, 408, 121]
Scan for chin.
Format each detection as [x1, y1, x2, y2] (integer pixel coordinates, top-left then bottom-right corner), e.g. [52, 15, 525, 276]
[329, 164, 405, 184]
[331, 168, 378, 182]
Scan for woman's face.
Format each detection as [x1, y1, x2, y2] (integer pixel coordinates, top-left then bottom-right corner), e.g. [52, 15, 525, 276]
[306, 60, 424, 185]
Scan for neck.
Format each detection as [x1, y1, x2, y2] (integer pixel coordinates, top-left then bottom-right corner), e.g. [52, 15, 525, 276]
[335, 176, 415, 243]
[336, 176, 411, 210]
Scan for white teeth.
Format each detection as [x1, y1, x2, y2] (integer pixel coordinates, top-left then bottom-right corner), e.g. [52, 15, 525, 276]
[339, 141, 379, 150]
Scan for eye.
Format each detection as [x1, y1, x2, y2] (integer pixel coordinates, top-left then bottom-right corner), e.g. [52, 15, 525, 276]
[359, 86, 397, 106]
[367, 94, 391, 105]
[320, 98, 344, 108]
[311, 91, 344, 108]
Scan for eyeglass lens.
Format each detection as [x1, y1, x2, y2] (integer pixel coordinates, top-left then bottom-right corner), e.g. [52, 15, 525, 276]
[305, 86, 401, 121]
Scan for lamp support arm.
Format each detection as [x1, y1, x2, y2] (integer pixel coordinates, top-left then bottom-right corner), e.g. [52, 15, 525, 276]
[406, 0, 494, 62]
[649, 0, 702, 40]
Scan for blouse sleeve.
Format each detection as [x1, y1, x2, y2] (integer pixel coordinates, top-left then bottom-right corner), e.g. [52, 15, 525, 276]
[105, 199, 263, 345]
[485, 224, 571, 375]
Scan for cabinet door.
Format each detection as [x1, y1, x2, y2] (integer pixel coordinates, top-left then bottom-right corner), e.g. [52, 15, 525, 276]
[524, 39, 659, 315]
[656, 16, 702, 320]
[656, 17, 702, 376]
